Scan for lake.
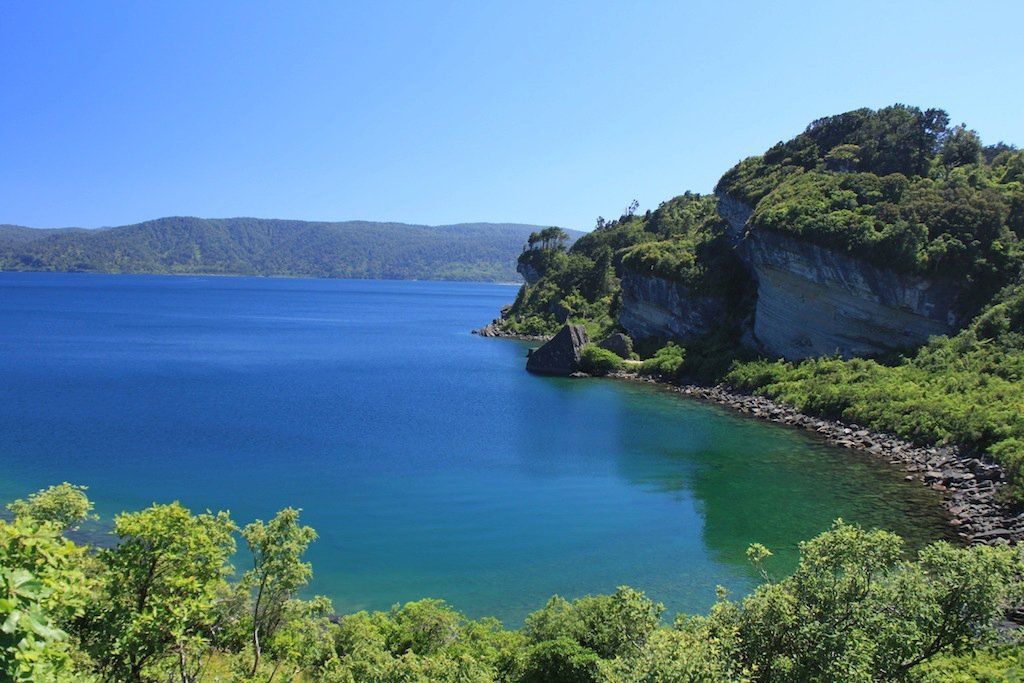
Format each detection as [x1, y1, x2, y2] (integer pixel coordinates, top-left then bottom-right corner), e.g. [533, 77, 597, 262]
[0, 272, 950, 623]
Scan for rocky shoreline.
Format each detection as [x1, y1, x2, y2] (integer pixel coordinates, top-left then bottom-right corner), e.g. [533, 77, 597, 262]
[471, 320, 549, 342]
[474, 325, 1023, 548]
[610, 372, 1023, 546]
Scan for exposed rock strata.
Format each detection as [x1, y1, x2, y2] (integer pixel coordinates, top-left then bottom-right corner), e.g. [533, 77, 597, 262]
[742, 229, 960, 359]
[618, 269, 727, 342]
[718, 195, 962, 360]
[613, 373, 1022, 546]
[526, 324, 589, 376]
[716, 194, 753, 241]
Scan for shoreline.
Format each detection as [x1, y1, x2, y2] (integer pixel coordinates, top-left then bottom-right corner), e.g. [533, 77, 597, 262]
[476, 326, 1023, 546]
[605, 371, 1022, 546]
[471, 322, 549, 342]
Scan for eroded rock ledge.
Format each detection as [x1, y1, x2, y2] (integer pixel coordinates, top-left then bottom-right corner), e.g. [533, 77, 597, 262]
[471, 320, 548, 341]
[613, 373, 1022, 546]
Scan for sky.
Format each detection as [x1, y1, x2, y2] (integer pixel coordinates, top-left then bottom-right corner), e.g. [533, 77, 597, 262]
[2, 1, 1023, 231]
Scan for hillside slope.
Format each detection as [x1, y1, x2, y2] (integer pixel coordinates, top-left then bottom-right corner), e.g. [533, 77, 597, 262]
[488, 104, 1024, 502]
[0, 217, 582, 282]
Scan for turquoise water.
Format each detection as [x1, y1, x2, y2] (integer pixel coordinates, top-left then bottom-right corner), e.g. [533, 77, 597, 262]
[0, 272, 949, 623]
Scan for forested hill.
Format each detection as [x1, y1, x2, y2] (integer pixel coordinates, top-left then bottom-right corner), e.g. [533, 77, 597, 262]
[0, 217, 581, 282]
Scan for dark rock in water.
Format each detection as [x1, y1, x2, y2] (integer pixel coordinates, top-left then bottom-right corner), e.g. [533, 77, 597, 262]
[526, 324, 589, 376]
[598, 332, 633, 358]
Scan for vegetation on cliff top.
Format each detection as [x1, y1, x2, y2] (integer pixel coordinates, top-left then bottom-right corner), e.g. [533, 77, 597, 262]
[499, 193, 745, 339]
[497, 104, 1024, 503]
[712, 105, 1024, 501]
[5, 482, 1024, 682]
[0, 218, 577, 282]
[717, 104, 1024, 314]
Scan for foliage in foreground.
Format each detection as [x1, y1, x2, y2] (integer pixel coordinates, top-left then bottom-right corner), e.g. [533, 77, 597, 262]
[3, 483, 1024, 681]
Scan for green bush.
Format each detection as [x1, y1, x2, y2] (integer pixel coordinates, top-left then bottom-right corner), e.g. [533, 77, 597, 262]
[4, 479, 1024, 682]
[579, 345, 623, 376]
[639, 343, 686, 379]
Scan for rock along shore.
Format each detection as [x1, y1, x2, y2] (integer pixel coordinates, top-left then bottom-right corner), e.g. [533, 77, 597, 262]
[473, 325, 1022, 548]
[471, 320, 549, 342]
[609, 372, 1022, 546]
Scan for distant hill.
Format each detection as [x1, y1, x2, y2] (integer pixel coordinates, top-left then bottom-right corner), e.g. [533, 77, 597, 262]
[0, 217, 583, 282]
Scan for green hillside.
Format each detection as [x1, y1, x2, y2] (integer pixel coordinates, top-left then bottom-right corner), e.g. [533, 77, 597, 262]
[0, 217, 581, 282]
[495, 105, 1024, 500]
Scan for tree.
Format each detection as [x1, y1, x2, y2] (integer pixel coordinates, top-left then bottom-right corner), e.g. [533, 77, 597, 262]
[700, 520, 1024, 682]
[6, 483, 95, 533]
[241, 507, 317, 676]
[526, 227, 569, 252]
[79, 502, 236, 683]
[262, 596, 336, 682]
[0, 517, 93, 682]
[941, 124, 983, 169]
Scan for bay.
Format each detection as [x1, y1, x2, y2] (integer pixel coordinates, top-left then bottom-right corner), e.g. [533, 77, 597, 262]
[0, 272, 949, 623]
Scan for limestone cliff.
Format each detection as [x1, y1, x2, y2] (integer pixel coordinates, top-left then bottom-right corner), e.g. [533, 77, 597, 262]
[720, 195, 962, 360]
[618, 269, 728, 342]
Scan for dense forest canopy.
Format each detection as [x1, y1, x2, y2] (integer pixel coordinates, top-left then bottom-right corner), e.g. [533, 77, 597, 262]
[717, 104, 1024, 313]
[0, 218, 582, 282]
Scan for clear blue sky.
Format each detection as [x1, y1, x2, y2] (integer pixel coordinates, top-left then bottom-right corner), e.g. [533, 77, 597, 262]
[2, 1, 1022, 230]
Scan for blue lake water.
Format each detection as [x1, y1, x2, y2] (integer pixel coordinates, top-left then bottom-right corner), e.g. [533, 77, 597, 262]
[0, 272, 950, 623]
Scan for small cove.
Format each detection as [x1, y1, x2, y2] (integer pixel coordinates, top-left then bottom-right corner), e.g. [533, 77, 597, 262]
[0, 272, 950, 623]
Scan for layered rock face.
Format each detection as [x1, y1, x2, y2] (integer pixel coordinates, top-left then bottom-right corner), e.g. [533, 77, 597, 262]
[720, 196, 962, 360]
[526, 324, 589, 375]
[618, 269, 727, 342]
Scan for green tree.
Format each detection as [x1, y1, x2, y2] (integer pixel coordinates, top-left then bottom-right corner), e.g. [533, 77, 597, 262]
[79, 502, 236, 683]
[6, 482, 95, 532]
[703, 520, 1024, 682]
[0, 517, 93, 682]
[261, 596, 336, 682]
[941, 124, 983, 169]
[241, 507, 317, 676]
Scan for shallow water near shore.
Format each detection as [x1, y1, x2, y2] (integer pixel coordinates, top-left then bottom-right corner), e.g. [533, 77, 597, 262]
[0, 272, 950, 623]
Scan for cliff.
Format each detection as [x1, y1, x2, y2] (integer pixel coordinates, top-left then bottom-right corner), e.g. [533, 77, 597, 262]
[720, 196, 962, 360]
[618, 269, 729, 342]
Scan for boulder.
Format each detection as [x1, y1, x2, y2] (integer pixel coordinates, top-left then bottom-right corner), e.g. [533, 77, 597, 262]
[598, 332, 633, 358]
[526, 324, 589, 376]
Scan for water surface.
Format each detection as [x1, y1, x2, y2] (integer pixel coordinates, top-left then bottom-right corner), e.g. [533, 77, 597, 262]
[0, 272, 949, 623]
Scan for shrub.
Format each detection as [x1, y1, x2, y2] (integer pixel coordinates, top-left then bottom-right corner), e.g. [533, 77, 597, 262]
[579, 345, 622, 376]
[639, 343, 686, 379]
